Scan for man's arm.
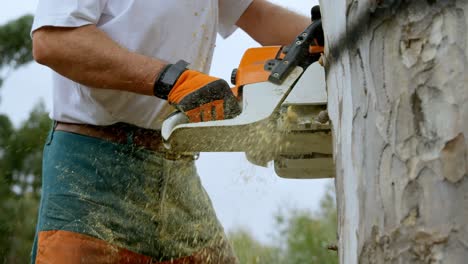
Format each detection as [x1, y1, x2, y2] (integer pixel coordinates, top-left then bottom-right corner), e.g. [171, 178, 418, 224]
[236, 0, 311, 46]
[33, 24, 241, 121]
[33, 25, 165, 96]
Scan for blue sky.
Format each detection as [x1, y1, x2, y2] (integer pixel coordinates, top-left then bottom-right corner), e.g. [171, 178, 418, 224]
[0, 0, 331, 244]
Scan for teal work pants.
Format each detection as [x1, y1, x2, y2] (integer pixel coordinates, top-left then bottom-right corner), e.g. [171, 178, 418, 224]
[31, 126, 237, 263]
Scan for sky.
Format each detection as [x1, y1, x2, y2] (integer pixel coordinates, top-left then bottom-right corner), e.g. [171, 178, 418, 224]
[0, 0, 330, 244]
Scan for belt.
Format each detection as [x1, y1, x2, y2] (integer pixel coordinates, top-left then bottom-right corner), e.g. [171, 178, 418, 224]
[54, 121, 197, 160]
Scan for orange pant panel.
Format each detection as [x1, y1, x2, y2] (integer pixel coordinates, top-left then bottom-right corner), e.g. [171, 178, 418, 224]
[36, 230, 152, 264]
[36, 230, 200, 264]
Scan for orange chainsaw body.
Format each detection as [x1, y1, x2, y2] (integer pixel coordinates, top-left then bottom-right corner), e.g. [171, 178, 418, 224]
[231, 46, 282, 97]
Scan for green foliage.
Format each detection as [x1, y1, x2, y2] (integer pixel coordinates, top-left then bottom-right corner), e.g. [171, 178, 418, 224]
[229, 228, 281, 264]
[0, 18, 40, 260]
[0, 103, 49, 263]
[0, 194, 39, 264]
[0, 15, 34, 90]
[0, 115, 14, 181]
[230, 185, 338, 264]
[0, 15, 34, 70]
[0, 115, 15, 261]
[2, 102, 50, 195]
[279, 210, 337, 264]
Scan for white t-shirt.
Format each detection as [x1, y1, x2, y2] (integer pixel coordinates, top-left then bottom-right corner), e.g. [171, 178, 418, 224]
[32, 0, 253, 129]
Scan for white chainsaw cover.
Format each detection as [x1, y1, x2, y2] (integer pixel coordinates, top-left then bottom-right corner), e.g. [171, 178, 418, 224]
[161, 63, 335, 179]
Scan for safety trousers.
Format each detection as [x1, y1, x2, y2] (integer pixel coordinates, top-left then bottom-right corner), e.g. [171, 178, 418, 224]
[31, 128, 238, 264]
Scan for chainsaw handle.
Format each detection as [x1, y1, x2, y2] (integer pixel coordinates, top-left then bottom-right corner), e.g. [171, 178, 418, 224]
[311, 5, 321, 21]
[268, 12, 324, 84]
[309, 5, 324, 55]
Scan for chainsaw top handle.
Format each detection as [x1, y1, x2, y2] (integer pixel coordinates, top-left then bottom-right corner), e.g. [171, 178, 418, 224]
[268, 5, 324, 84]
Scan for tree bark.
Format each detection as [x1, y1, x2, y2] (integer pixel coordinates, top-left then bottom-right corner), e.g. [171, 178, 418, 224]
[319, 0, 468, 263]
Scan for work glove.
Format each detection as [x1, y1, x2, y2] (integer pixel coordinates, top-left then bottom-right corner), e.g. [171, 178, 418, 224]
[154, 60, 241, 123]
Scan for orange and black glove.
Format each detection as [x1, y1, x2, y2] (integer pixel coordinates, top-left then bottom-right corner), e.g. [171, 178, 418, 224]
[154, 60, 241, 123]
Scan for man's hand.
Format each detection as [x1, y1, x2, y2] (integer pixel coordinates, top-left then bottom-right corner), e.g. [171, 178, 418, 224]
[154, 62, 241, 122]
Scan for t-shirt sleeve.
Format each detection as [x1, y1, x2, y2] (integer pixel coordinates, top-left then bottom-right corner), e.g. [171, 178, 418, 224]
[218, 0, 253, 39]
[31, 0, 108, 33]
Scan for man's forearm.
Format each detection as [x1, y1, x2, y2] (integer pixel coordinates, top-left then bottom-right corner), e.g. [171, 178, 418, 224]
[33, 25, 166, 96]
[236, 0, 310, 46]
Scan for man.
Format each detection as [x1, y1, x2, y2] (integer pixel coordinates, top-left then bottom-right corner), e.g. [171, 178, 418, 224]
[31, 0, 310, 263]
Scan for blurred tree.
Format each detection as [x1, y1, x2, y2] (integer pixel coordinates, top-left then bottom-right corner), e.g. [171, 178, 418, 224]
[0, 114, 15, 261]
[0, 14, 34, 89]
[277, 185, 337, 264]
[4, 102, 50, 196]
[0, 14, 39, 263]
[230, 184, 338, 264]
[1, 194, 39, 264]
[229, 228, 281, 264]
[0, 103, 49, 263]
[0, 100, 48, 261]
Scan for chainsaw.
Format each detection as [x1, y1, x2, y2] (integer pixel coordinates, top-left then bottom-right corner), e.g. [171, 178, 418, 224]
[161, 6, 334, 179]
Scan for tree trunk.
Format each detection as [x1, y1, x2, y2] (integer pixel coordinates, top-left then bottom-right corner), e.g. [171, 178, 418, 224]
[319, 0, 468, 263]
